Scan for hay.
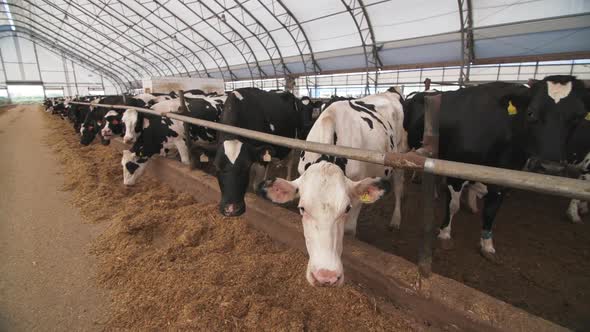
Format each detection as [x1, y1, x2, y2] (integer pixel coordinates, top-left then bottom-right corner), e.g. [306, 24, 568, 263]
[43, 111, 421, 331]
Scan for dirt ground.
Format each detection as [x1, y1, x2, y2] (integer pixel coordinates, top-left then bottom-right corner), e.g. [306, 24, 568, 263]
[359, 180, 590, 331]
[40, 106, 430, 331]
[0, 105, 108, 331]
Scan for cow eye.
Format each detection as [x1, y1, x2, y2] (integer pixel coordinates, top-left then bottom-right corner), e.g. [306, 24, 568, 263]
[299, 207, 305, 215]
[345, 205, 351, 213]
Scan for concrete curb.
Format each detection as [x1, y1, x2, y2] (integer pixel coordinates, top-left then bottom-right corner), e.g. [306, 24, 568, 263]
[111, 138, 567, 332]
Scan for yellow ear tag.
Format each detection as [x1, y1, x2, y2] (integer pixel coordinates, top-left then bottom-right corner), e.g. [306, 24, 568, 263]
[585, 112, 590, 121]
[360, 192, 372, 203]
[507, 100, 517, 115]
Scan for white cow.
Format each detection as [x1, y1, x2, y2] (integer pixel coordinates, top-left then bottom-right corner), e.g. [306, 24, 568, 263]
[258, 88, 407, 287]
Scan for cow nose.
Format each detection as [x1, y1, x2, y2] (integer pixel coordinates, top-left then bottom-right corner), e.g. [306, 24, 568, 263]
[312, 269, 342, 286]
[221, 201, 245, 217]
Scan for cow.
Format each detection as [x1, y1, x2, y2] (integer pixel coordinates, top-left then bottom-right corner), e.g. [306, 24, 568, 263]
[121, 95, 228, 186]
[403, 76, 589, 260]
[213, 88, 303, 217]
[256, 87, 406, 287]
[121, 99, 188, 185]
[81, 94, 160, 146]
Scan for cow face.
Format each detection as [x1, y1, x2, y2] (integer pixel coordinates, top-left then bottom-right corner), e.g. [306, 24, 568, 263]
[526, 76, 588, 162]
[257, 162, 390, 287]
[101, 110, 124, 142]
[80, 119, 101, 146]
[122, 109, 142, 144]
[121, 150, 149, 185]
[214, 139, 274, 217]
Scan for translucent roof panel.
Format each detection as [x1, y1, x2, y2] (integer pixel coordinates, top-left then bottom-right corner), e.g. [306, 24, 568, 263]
[2, 0, 589, 88]
[473, 0, 590, 28]
[367, 0, 460, 42]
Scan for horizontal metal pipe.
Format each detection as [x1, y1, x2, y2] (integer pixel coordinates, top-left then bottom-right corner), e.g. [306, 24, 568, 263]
[69, 101, 590, 201]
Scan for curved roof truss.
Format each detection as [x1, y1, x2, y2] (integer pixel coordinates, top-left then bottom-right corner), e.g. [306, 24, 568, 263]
[2, 0, 588, 93]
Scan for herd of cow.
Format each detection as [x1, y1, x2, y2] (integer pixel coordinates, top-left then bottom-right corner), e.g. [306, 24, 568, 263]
[44, 75, 590, 287]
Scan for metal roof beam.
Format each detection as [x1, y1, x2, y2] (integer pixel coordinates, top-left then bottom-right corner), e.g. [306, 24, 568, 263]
[458, 0, 474, 85]
[341, 0, 383, 95]
[114, 0, 205, 77]
[229, 0, 289, 81]
[149, 0, 232, 80]
[176, 0, 256, 81]
[0, 15, 136, 85]
[0, 30, 128, 91]
[25, 0, 153, 79]
[12, 1, 146, 81]
[57, 0, 176, 77]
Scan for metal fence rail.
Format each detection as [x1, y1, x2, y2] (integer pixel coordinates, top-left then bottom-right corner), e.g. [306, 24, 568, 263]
[70, 101, 590, 201]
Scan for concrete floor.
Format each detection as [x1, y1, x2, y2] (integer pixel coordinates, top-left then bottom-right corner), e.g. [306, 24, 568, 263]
[0, 105, 107, 331]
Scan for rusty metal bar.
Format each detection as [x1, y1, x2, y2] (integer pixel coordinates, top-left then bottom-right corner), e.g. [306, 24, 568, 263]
[69, 101, 590, 201]
[418, 94, 441, 277]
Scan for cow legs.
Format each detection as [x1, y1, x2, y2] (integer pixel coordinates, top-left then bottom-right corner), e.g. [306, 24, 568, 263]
[388, 169, 404, 230]
[566, 199, 584, 224]
[480, 187, 504, 261]
[463, 182, 488, 214]
[174, 140, 190, 165]
[438, 179, 465, 249]
[566, 174, 588, 224]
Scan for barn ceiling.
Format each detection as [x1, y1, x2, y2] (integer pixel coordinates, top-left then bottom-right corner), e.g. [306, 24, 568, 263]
[1, 0, 589, 90]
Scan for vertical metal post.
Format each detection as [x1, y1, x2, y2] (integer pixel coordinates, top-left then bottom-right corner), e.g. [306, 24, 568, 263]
[424, 78, 431, 91]
[71, 60, 79, 96]
[177, 90, 194, 169]
[418, 94, 441, 277]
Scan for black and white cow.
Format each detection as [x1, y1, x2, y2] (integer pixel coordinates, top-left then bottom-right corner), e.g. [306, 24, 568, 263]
[81, 94, 159, 146]
[121, 95, 228, 185]
[214, 88, 303, 217]
[121, 99, 187, 185]
[403, 76, 590, 259]
[257, 88, 406, 287]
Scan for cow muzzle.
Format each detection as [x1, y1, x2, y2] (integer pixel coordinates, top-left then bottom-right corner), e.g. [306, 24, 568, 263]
[308, 268, 344, 287]
[220, 201, 246, 217]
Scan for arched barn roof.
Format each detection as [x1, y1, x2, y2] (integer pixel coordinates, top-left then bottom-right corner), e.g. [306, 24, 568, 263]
[1, 0, 589, 90]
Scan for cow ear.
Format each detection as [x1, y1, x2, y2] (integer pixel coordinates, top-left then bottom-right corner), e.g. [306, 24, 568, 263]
[256, 146, 276, 163]
[349, 177, 390, 204]
[257, 177, 299, 204]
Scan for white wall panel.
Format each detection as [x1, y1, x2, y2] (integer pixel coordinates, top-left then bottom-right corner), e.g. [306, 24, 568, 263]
[0, 36, 118, 96]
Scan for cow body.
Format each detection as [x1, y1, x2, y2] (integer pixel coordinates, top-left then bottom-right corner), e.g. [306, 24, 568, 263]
[214, 88, 302, 216]
[404, 76, 589, 258]
[257, 88, 406, 286]
[121, 95, 229, 185]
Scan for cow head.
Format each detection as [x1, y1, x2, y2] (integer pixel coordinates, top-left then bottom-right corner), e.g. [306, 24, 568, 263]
[257, 162, 389, 287]
[101, 110, 124, 143]
[122, 109, 143, 144]
[526, 76, 588, 162]
[214, 139, 275, 217]
[121, 150, 149, 185]
[80, 117, 102, 146]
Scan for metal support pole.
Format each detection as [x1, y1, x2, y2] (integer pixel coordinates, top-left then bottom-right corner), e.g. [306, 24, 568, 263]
[418, 94, 441, 277]
[177, 90, 194, 169]
[68, 100, 590, 201]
